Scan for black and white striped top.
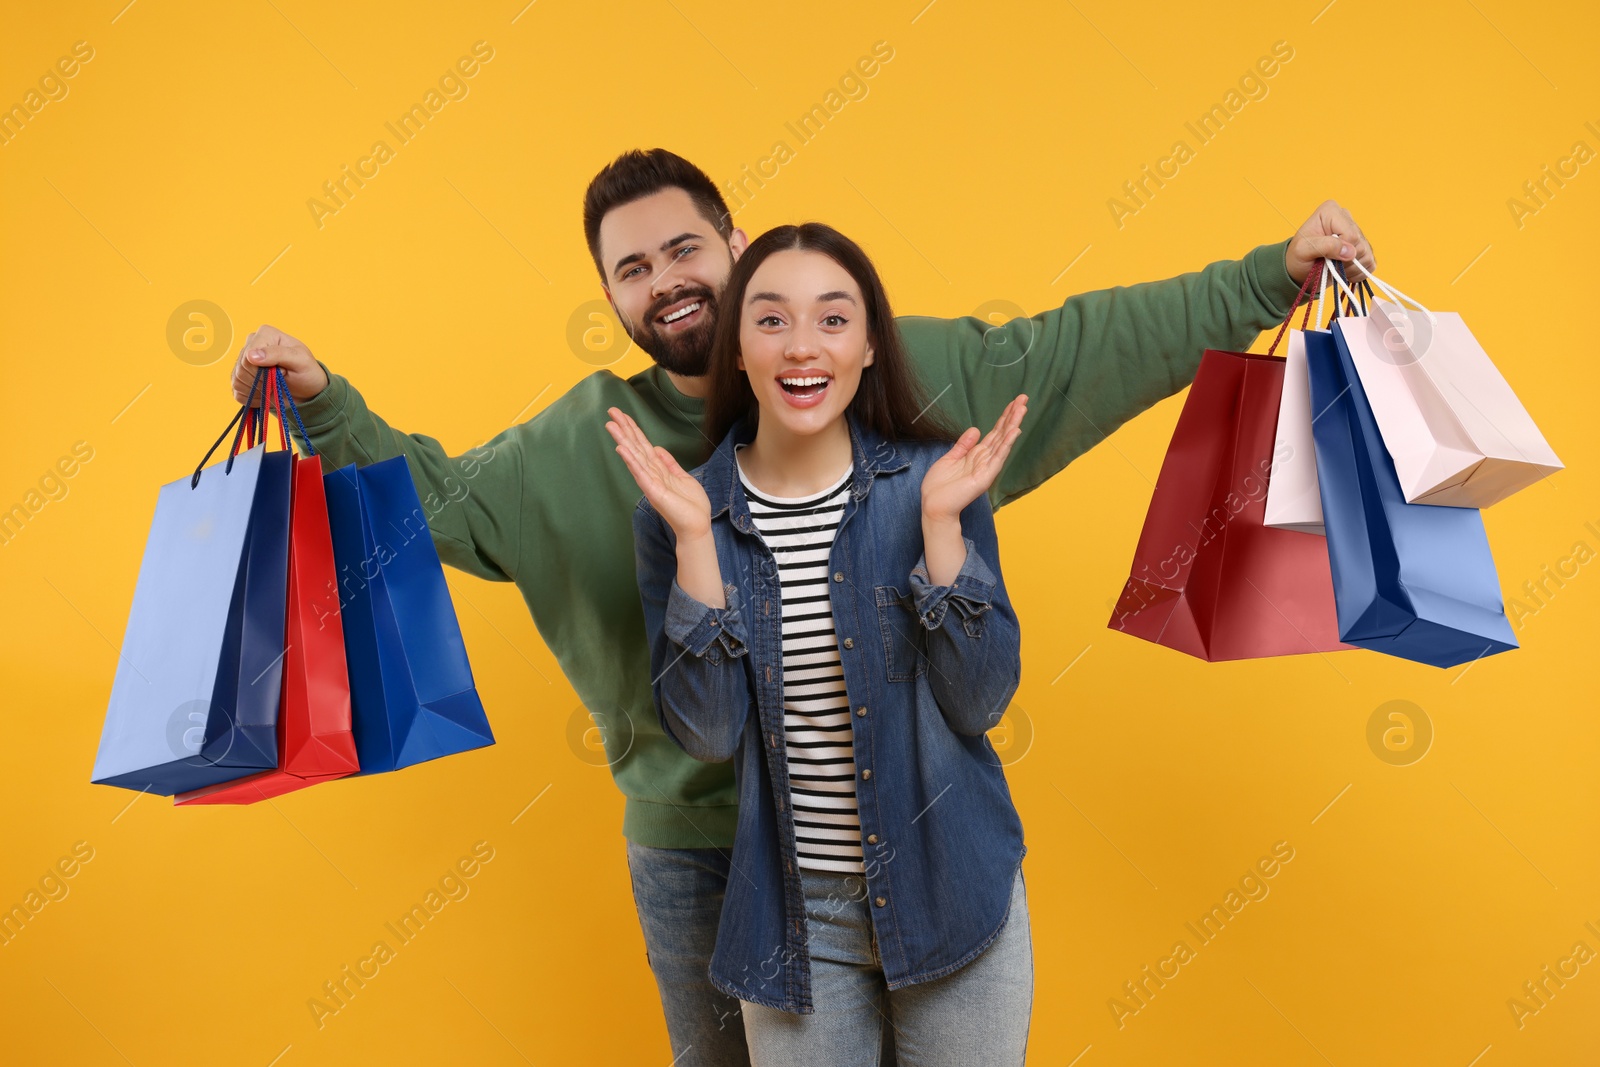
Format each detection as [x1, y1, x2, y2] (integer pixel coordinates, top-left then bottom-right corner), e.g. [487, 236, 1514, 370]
[735, 444, 863, 874]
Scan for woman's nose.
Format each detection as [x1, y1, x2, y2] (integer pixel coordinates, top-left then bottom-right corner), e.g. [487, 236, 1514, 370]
[785, 324, 819, 358]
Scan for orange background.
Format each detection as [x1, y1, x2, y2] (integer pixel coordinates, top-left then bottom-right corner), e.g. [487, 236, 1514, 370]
[2, 1, 1596, 1063]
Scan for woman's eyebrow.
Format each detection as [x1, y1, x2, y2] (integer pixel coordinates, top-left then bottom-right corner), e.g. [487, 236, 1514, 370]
[746, 290, 859, 304]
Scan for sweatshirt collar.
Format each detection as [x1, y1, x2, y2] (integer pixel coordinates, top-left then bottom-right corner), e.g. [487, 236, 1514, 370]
[647, 365, 708, 419]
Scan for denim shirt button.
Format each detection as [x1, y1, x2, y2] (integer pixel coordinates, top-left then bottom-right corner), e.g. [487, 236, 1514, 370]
[874, 896, 886, 907]
[842, 637, 854, 650]
[856, 706, 867, 717]
[861, 769, 872, 780]
[866, 833, 879, 844]
[833, 572, 844, 582]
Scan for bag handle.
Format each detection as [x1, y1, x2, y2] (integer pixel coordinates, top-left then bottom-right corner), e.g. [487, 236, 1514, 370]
[1324, 257, 1372, 323]
[231, 365, 290, 459]
[1350, 259, 1438, 326]
[273, 367, 317, 457]
[238, 380, 264, 453]
[1265, 259, 1325, 356]
[192, 367, 263, 488]
[1314, 252, 1332, 330]
[190, 367, 296, 489]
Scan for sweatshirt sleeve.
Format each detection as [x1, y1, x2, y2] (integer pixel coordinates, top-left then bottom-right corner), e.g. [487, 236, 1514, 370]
[287, 360, 524, 583]
[897, 239, 1304, 510]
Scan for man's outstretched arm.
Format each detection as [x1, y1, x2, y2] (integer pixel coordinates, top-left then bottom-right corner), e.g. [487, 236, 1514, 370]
[229, 329, 525, 583]
[898, 200, 1375, 509]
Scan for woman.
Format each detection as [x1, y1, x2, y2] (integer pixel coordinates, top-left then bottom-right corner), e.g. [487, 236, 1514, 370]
[605, 222, 1032, 1066]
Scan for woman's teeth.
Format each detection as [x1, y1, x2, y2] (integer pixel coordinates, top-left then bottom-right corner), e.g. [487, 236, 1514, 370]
[780, 376, 830, 397]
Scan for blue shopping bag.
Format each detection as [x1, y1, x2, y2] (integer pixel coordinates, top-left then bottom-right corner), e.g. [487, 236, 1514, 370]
[1306, 324, 1517, 668]
[322, 455, 493, 773]
[92, 372, 293, 794]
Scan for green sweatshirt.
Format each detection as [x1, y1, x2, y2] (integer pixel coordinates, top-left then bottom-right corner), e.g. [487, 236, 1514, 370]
[288, 238, 1302, 848]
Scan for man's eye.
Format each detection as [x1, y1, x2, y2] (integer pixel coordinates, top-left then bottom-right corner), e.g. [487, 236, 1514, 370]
[622, 265, 645, 280]
[675, 245, 696, 258]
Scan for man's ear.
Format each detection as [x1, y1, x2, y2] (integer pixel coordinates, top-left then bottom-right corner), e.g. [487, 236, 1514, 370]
[729, 227, 749, 263]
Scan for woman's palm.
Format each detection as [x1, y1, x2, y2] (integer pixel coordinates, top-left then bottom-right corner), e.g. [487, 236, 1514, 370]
[921, 395, 1027, 520]
[605, 407, 712, 538]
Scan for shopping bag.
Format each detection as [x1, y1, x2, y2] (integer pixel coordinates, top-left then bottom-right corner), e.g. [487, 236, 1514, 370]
[1108, 343, 1352, 661]
[177, 371, 359, 804]
[92, 370, 292, 795]
[1335, 262, 1561, 508]
[1307, 310, 1518, 668]
[1263, 329, 1325, 533]
[1263, 269, 1332, 536]
[323, 453, 494, 773]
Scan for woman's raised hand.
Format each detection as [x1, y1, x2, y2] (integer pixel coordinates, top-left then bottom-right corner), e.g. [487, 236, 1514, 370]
[920, 395, 1027, 523]
[606, 407, 713, 540]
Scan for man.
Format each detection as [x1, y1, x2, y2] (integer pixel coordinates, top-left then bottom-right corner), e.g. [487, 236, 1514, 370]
[232, 148, 1373, 1066]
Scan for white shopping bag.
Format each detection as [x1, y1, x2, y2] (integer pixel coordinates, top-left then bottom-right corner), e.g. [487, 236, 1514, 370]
[1265, 262, 1343, 535]
[1265, 328, 1327, 534]
[1329, 262, 1562, 508]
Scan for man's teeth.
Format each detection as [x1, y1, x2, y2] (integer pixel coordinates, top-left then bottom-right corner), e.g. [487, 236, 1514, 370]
[661, 302, 701, 324]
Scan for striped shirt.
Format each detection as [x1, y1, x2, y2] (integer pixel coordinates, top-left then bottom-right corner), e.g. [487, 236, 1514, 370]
[734, 444, 863, 874]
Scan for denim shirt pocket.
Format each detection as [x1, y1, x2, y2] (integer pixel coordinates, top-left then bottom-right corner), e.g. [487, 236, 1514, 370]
[873, 584, 928, 681]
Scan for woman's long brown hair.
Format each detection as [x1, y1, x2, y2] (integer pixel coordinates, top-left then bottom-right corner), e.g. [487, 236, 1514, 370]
[701, 222, 961, 459]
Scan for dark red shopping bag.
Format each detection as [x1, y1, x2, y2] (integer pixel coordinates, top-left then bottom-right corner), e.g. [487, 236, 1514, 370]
[1107, 331, 1354, 661]
[177, 370, 359, 804]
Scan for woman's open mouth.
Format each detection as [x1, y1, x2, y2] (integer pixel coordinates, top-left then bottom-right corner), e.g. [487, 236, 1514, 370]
[777, 373, 832, 408]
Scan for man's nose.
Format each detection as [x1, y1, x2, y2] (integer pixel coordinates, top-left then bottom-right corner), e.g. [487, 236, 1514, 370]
[650, 263, 685, 300]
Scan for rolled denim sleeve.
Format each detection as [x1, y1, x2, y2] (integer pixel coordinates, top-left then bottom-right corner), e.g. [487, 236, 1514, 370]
[664, 576, 751, 664]
[633, 502, 753, 763]
[906, 501, 1022, 737]
[909, 537, 999, 634]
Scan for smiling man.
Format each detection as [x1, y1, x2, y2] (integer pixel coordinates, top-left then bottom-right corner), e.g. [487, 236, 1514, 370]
[232, 148, 1372, 1067]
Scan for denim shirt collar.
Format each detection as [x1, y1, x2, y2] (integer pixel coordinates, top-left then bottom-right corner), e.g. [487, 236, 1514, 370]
[700, 407, 911, 533]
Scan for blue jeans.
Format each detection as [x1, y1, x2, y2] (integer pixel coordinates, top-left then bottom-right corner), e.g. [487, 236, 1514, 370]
[626, 842, 749, 1067]
[740, 864, 1033, 1067]
[625, 843, 903, 1067]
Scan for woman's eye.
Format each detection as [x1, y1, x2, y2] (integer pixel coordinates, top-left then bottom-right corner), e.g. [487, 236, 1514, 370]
[756, 314, 783, 327]
[822, 314, 848, 327]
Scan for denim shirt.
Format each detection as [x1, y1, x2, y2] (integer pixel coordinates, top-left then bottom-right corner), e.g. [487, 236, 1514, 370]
[631, 408, 1027, 1015]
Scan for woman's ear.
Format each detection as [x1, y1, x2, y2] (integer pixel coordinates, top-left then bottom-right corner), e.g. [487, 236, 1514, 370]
[863, 344, 874, 368]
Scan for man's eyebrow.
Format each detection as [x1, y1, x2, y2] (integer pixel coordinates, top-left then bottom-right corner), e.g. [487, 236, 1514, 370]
[611, 232, 704, 278]
[659, 231, 702, 252]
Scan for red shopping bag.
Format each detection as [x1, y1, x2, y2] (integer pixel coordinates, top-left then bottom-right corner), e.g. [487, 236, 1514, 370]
[1107, 309, 1355, 660]
[177, 370, 359, 804]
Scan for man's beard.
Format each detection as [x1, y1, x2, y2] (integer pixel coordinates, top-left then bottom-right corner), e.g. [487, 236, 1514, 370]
[623, 286, 718, 377]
